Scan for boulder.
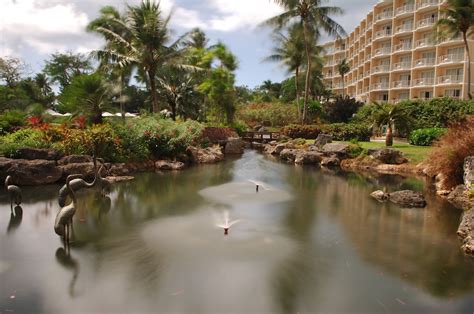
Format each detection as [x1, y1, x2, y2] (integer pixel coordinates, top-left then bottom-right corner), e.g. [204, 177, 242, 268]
[187, 146, 224, 164]
[106, 176, 135, 183]
[368, 148, 407, 165]
[268, 143, 288, 155]
[322, 143, 350, 157]
[370, 190, 389, 202]
[251, 142, 264, 150]
[279, 149, 300, 162]
[321, 156, 341, 168]
[457, 209, 474, 256]
[314, 133, 333, 147]
[295, 151, 323, 165]
[464, 156, 474, 189]
[155, 160, 186, 171]
[447, 185, 474, 210]
[224, 138, 244, 155]
[58, 155, 93, 165]
[108, 163, 131, 176]
[16, 148, 63, 161]
[3, 159, 62, 185]
[388, 190, 426, 208]
[59, 162, 97, 181]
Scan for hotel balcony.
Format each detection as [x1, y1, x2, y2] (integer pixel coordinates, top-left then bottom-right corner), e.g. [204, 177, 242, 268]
[371, 65, 391, 74]
[392, 80, 411, 88]
[393, 42, 413, 53]
[374, 11, 393, 23]
[392, 61, 412, 71]
[415, 38, 435, 49]
[394, 24, 413, 35]
[438, 53, 465, 64]
[439, 35, 463, 45]
[371, 82, 390, 91]
[395, 4, 415, 17]
[416, 0, 440, 11]
[374, 29, 392, 41]
[437, 75, 463, 85]
[413, 57, 436, 68]
[412, 77, 435, 87]
[373, 47, 392, 57]
[416, 17, 437, 30]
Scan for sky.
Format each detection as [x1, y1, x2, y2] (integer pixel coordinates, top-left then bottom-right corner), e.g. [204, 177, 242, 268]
[0, 0, 375, 88]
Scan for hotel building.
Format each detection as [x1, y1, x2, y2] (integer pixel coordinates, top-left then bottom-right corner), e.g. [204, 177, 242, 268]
[322, 0, 474, 103]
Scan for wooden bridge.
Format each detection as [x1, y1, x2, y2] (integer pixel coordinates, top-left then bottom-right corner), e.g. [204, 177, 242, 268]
[242, 131, 281, 142]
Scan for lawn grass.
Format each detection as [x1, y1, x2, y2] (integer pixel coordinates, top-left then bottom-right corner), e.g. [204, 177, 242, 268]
[343, 141, 432, 164]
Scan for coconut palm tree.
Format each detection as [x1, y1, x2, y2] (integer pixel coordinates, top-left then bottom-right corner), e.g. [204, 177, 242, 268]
[265, 0, 346, 123]
[436, 0, 474, 99]
[264, 23, 305, 120]
[89, 1, 185, 113]
[337, 58, 350, 96]
[372, 102, 413, 147]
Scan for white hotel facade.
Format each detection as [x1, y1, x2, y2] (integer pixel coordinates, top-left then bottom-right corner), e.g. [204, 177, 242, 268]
[322, 0, 474, 103]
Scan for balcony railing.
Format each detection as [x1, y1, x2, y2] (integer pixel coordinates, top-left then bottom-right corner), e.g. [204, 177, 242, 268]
[413, 57, 436, 67]
[395, 4, 414, 16]
[371, 82, 390, 90]
[393, 42, 413, 52]
[395, 24, 413, 34]
[439, 35, 463, 44]
[416, 0, 439, 10]
[438, 53, 465, 64]
[392, 61, 412, 70]
[437, 75, 463, 84]
[375, 11, 393, 22]
[374, 30, 392, 39]
[371, 65, 391, 74]
[416, 17, 437, 29]
[374, 47, 392, 56]
[392, 80, 411, 88]
[415, 38, 435, 48]
[412, 77, 434, 86]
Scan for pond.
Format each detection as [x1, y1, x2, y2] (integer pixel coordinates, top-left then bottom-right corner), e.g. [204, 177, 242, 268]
[1, 150, 474, 313]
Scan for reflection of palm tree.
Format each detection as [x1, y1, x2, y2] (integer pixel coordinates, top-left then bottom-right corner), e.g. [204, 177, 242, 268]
[7, 205, 23, 234]
[55, 247, 80, 297]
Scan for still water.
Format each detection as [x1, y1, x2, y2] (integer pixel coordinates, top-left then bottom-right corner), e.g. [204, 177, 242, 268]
[1, 150, 473, 313]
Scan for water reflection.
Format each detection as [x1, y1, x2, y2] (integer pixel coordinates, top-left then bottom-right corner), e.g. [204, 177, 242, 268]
[55, 247, 79, 297]
[6, 205, 22, 234]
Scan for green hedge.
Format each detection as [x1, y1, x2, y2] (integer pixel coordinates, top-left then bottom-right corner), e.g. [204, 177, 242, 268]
[281, 124, 322, 139]
[408, 128, 447, 146]
[324, 123, 372, 141]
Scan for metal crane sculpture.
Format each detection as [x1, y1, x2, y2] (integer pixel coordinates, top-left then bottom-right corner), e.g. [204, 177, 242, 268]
[58, 161, 100, 207]
[5, 175, 22, 210]
[97, 164, 111, 196]
[55, 174, 82, 244]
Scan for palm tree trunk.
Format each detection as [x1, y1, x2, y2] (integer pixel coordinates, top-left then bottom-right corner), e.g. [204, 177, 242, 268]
[463, 31, 472, 99]
[341, 74, 345, 97]
[302, 22, 312, 125]
[148, 70, 158, 113]
[386, 125, 393, 147]
[295, 67, 301, 120]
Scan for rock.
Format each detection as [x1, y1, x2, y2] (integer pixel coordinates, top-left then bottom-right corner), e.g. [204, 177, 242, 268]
[59, 162, 97, 181]
[3, 159, 62, 185]
[388, 190, 426, 208]
[108, 163, 130, 176]
[280, 149, 300, 162]
[58, 155, 93, 165]
[322, 143, 350, 157]
[187, 146, 224, 164]
[368, 148, 407, 165]
[370, 190, 389, 202]
[224, 138, 244, 155]
[314, 133, 332, 147]
[447, 185, 474, 210]
[15, 148, 63, 161]
[155, 160, 186, 171]
[294, 151, 323, 165]
[464, 156, 474, 189]
[251, 142, 264, 150]
[321, 156, 341, 168]
[457, 209, 474, 256]
[106, 176, 135, 183]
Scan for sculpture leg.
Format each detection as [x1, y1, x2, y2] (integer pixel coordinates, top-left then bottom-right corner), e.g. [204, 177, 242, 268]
[70, 220, 75, 242]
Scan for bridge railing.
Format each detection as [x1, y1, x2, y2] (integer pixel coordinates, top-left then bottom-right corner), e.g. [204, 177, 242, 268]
[242, 131, 281, 142]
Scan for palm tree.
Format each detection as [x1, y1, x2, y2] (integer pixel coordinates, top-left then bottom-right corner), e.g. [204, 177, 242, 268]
[436, 0, 474, 99]
[372, 102, 413, 147]
[264, 24, 305, 120]
[337, 58, 350, 96]
[186, 28, 209, 49]
[265, 0, 346, 123]
[89, 1, 185, 113]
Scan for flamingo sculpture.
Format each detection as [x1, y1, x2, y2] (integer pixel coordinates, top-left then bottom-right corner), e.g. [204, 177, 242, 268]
[5, 175, 22, 210]
[55, 174, 82, 244]
[216, 211, 240, 235]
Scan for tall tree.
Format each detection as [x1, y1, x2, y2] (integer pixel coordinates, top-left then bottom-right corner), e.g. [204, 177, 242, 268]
[90, 1, 186, 113]
[372, 103, 413, 147]
[0, 57, 26, 88]
[265, 0, 346, 123]
[264, 23, 305, 119]
[337, 58, 350, 96]
[43, 52, 92, 91]
[436, 0, 474, 99]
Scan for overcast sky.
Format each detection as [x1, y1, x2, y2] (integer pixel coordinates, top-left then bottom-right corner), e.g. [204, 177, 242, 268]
[0, 0, 375, 87]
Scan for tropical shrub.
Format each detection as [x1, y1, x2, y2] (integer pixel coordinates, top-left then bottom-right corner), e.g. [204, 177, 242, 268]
[281, 124, 321, 139]
[0, 110, 26, 134]
[425, 116, 474, 189]
[202, 127, 239, 143]
[324, 123, 372, 141]
[347, 140, 365, 158]
[0, 128, 50, 157]
[237, 102, 298, 127]
[324, 96, 364, 123]
[408, 128, 447, 146]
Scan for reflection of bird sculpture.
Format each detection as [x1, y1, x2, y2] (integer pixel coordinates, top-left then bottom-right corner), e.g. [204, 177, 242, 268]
[55, 247, 79, 297]
[97, 165, 111, 196]
[7, 205, 23, 234]
[58, 164, 99, 207]
[5, 175, 22, 210]
[216, 211, 240, 236]
[55, 174, 82, 244]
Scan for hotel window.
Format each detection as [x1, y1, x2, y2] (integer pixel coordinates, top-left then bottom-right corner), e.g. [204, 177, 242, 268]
[444, 89, 461, 97]
[420, 91, 433, 99]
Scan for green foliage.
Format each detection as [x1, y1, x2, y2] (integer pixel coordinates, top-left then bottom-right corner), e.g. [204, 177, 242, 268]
[347, 140, 365, 158]
[409, 128, 448, 146]
[325, 122, 372, 141]
[237, 102, 298, 127]
[306, 99, 323, 122]
[324, 96, 364, 123]
[43, 52, 92, 90]
[281, 124, 322, 139]
[0, 128, 50, 157]
[0, 110, 26, 134]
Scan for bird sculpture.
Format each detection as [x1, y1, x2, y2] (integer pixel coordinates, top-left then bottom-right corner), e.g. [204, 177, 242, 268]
[58, 160, 100, 207]
[5, 175, 22, 210]
[97, 164, 112, 196]
[55, 174, 83, 244]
